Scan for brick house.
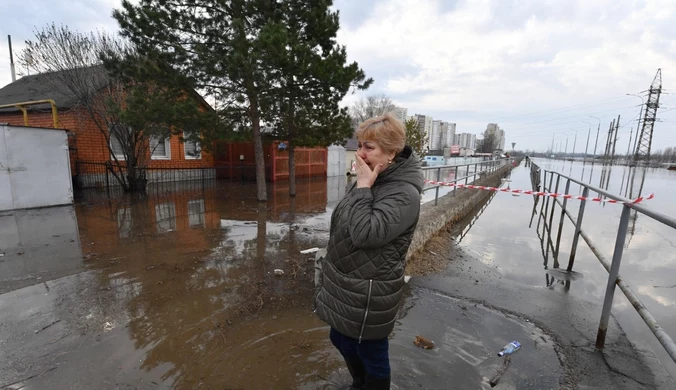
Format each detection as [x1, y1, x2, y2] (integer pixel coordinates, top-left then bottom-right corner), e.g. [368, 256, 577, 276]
[0, 67, 214, 186]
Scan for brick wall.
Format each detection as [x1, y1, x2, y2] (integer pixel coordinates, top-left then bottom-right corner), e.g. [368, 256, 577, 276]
[0, 108, 214, 169]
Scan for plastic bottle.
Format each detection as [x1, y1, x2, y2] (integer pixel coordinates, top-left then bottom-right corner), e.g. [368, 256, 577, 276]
[497, 341, 521, 356]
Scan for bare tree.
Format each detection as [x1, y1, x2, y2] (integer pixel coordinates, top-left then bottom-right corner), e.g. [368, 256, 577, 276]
[350, 94, 397, 125]
[18, 24, 207, 191]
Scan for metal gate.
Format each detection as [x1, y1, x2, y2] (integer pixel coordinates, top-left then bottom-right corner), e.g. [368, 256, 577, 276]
[0, 125, 73, 211]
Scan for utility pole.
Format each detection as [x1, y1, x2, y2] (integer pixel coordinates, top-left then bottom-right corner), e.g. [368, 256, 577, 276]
[8, 35, 16, 82]
[590, 116, 601, 164]
[565, 137, 568, 156]
[551, 133, 555, 157]
[611, 115, 620, 162]
[604, 120, 615, 163]
[634, 69, 662, 163]
[582, 121, 592, 163]
[572, 132, 577, 157]
[626, 127, 633, 161]
[627, 93, 644, 162]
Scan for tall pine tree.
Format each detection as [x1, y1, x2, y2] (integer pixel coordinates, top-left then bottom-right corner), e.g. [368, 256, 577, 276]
[114, 0, 283, 201]
[263, 0, 371, 196]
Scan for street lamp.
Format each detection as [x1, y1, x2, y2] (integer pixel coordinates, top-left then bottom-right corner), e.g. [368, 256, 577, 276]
[626, 93, 645, 160]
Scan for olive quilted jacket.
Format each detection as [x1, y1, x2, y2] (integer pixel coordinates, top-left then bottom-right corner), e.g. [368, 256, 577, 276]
[314, 146, 424, 341]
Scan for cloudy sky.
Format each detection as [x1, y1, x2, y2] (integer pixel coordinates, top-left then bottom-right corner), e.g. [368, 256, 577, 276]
[1, 0, 675, 152]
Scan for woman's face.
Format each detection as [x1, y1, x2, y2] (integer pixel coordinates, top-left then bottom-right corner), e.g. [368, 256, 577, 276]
[356, 140, 396, 171]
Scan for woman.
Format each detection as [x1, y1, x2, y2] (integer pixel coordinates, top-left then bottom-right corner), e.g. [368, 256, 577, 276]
[314, 113, 424, 390]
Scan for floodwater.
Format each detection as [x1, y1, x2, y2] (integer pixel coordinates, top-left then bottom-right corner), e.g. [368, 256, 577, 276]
[1, 172, 564, 389]
[450, 158, 676, 380]
[1, 178, 343, 389]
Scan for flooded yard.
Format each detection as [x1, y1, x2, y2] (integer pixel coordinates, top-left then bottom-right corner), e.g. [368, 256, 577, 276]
[1, 178, 345, 389]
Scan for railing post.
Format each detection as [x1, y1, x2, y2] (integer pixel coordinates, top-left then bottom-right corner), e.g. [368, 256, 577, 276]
[567, 186, 589, 271]
[465, 165, 470, 185]
[542, 172, 554, 236]
[542, 170, 547, 193]
[454, 166, 458, 196]
[548, 175, 561, 234]
[554, 179, 571, 264]
[596, 205, 632, 349]
[434, 167, 441, 206]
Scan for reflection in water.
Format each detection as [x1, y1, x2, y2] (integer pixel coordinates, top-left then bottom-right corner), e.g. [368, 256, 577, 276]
[70, 178, 344, 388]
[452, 168, 510, 244]
[0, 206, 84, 294]
[529, 161, 657, 292]
[455, 185, 500, 244]
[626, 167, 647, 248]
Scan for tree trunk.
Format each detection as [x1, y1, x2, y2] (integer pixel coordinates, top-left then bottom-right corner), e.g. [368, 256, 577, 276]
[251, 102, 268, 202]
[288, 134, 296, 197]
[256, 202, 267, 280]
[126, 166, 147, 192]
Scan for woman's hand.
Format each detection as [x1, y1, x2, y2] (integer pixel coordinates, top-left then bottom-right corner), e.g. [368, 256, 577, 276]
[355, 155, 384, 188]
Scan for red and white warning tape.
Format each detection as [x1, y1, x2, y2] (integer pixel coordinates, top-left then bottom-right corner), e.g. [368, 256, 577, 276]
[424, 180, 655, 205]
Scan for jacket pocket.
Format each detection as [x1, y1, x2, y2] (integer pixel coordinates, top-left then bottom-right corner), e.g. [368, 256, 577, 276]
[358, 279, 373, 343]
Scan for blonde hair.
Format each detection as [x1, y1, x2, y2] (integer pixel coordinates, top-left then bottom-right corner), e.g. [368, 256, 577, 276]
[355, 112, 406, 155]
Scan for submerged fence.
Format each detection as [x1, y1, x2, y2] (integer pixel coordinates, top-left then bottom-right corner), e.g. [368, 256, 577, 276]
[530, 161, 676, 362]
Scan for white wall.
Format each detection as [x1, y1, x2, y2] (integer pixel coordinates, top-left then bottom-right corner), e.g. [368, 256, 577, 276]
[0, 125, 73, 211]
[327, 145, 346, 177]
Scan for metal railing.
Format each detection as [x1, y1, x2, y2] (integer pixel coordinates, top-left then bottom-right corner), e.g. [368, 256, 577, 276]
[422, 158, 511, 205]
[75, 161, 258, 190]
[530, 162, 676, 362]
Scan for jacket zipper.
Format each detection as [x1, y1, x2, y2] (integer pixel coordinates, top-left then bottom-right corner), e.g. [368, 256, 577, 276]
[358, 279, 373, 344]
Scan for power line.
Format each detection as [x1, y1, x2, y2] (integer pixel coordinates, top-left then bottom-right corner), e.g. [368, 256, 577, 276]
[488, 95, 632, 122]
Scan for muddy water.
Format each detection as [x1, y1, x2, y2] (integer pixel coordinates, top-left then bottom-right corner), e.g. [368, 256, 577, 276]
[1, 178, 348, 389]
[2, 170, 565, 390]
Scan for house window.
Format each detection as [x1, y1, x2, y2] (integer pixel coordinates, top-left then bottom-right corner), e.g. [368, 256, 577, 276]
[109, 123, 130, 160]
[188, 199, 206, 228]
[150, 137, 171, 160]
[155, 203, 176, 233]
[183, 131, 201, 160]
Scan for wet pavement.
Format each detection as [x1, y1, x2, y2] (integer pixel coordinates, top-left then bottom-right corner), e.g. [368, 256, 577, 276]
[1, 163, 671, 389]
[448, 159, 676, 382]
[429, 159, 676, 387]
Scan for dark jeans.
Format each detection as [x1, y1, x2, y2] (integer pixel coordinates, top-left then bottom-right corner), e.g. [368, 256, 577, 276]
[330, 328, 391, 379]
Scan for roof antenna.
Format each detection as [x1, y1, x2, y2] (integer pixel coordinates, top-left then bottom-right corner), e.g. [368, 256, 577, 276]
[8, 35, 16, 82]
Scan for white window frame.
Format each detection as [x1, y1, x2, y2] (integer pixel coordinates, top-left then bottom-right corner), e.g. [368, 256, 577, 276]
[150, 136, 172, 160]
[183, 131, 202, 160]
[155, 202, 176, 233]
[187, 199, 206, 228]
[109, 131, 127, 161]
